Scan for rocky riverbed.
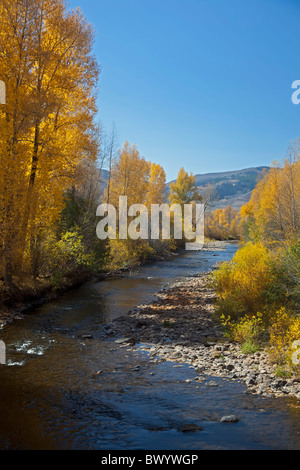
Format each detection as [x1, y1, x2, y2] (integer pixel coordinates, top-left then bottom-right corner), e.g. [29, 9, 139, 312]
[103, 272, 300, 401]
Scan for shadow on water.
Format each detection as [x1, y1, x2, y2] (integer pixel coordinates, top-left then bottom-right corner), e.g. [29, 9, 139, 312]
[0, 242, 300, 450]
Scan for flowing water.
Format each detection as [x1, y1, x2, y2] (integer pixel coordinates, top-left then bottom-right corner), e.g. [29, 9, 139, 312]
[0, 242, 300, 450]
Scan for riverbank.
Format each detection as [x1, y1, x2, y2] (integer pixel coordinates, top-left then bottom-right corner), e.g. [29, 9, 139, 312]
[0, 244, 190, 331]
[0, 272, 93, 330]
[103, 267, 300, 401]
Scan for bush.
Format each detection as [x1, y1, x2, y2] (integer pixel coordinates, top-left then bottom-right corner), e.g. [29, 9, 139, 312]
[241, 341, 260, 355]
[212, 242, 274, 321]
[231, 313, 264, 343]
[213, 241, 300, 370]
[219, 312, 264, 353]
[107, 239, 155, 271]
[279, 239, 300, 309]
[268, 307, 300, 368]
[39, 229, 97, 281]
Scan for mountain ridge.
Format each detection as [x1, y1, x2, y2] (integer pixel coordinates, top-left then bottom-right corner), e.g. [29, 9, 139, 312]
[99, 166, 270, 211]
[166, 166, 270, 210]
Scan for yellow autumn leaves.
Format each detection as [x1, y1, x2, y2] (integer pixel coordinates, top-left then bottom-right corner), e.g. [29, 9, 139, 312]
[241, 145, 300, 245]
[103, 143, 203, 270]
[212, 144, 300, 373]
[0, 0, 203, 293]
[213, 242, 273, 318]
[0, 0, 99, 284]
[103, 141, 167, 270]
[105, 141, 166, 209]
[205, 206, 241, 240]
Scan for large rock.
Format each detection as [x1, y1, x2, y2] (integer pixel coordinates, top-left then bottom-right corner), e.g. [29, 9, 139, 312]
[220, 415, 239, 423]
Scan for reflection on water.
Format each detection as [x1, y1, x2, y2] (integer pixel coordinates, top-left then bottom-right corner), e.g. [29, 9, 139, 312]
[0, 243, 300, 450]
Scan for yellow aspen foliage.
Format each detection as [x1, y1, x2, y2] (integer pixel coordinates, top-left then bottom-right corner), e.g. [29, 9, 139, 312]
[106, 141, 167, 211]
[104, 141, 167, 267]
[268, 307, 300, 369]
[107, 239, 154, 271]
[169, 168, 202, 205]
[0, 0, 99, 282]
[107, 141, 151, 209]
[205, 205, 241, 240]
[240, 145, 300, 245]
[146, 163, 166, 207]
[229, 313, 264, 347]
[212, 242, 273, 319]
[215, 142, 300, 370]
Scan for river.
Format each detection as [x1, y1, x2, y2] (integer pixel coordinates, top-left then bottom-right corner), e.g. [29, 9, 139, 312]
[0, 242, 300, 450]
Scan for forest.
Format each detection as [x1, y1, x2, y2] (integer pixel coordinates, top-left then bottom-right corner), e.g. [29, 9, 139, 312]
[0, 0, 204, 304]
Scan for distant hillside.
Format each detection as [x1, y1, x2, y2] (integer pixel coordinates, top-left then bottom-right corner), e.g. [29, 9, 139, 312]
[167, 166, 270, 211]
[99, 168, 110, 183]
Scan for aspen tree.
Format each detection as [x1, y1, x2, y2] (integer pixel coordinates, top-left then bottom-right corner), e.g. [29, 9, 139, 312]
[0, 0, 99, 282]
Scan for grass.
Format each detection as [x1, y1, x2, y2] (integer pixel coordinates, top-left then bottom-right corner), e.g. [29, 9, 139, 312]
[241, 340, 260, 355]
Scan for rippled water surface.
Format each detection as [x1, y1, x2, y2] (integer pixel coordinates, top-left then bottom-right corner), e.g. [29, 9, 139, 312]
[1, 243, 300, 450]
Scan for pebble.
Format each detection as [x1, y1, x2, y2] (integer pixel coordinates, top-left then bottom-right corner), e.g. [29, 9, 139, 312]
[103, 269, 300, 401]
[220, 415, 239, 423]
[206, 381, 218, 387]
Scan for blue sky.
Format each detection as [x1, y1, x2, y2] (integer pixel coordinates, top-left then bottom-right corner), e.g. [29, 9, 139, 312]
[69, 0, 300, 181]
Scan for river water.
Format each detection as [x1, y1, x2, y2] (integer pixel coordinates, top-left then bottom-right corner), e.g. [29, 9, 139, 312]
[0, 242, 300, 450]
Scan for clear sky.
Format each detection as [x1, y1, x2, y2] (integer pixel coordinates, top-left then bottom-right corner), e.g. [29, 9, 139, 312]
[68, 0, 300, 181]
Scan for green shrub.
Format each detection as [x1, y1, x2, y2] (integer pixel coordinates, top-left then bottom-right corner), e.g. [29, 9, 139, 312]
[241, 340, 260, 355]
